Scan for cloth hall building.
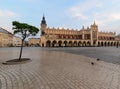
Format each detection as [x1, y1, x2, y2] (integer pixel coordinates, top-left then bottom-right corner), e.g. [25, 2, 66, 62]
[40, 16, 119, 47]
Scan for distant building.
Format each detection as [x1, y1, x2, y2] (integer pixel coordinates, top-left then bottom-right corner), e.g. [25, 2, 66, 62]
[28, 38, 40, 46]
[13, 36, 22, 47]
[40, 16, 120, 47]
[0, 27, 13, 47]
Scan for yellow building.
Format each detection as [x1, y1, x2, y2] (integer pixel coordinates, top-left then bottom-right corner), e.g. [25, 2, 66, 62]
[0, 27, 13, 47]
[40, 16, 119, 47]
[13, 36, 22, 47]
[28, 38, 40, 46]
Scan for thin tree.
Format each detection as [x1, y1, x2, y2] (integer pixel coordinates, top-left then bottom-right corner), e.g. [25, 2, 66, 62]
[12, 21, 39, 61]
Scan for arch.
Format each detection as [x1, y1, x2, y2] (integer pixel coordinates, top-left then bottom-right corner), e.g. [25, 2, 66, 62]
[73, 41, 77, 47]
[101, 42, 103, 46]
[64, 40, 68, 47]
[42, 43, 44, 47]
[104, 42, 107, 46]
[111, 42, 113, 46]
[36, 43, 40, 47]
[93, 41, 96, 46]
[69, 41, 73, 47]
[78, 41, 82, 47]
[52, 40, 57, 47]
[30, 43, 33, 45]
[108, 42, 110, 46]
[58, 40, 62, 47]
[87, 41, 90, 46]
[114, 42, 116, 46]
[98, 42, 101, 46]
[117, 42, 119, 47]
[83, 41, 86, 46]
[46, 40, 51, 47]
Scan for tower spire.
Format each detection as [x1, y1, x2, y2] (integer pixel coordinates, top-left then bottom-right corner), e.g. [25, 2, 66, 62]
[41, 14, 47, 25]
[40, 15, 47, 36]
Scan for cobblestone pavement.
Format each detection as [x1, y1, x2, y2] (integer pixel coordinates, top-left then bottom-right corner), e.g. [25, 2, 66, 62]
[0, 47, 120, 89]
[46, 47, 120, 64]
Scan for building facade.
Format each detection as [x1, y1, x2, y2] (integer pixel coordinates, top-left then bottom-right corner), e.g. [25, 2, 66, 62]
[28, 38, 40, 46]
[40, 16, 120, 47]
[0, 27, 23, 47]
[13, 36, 22, 47]
[0, 27, 13, 47]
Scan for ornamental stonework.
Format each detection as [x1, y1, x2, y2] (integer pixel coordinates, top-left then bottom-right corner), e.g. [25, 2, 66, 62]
[40, 16, 119, 47]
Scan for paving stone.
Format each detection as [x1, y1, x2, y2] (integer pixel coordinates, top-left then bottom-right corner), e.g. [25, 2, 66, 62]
[0, 47, 120, 89]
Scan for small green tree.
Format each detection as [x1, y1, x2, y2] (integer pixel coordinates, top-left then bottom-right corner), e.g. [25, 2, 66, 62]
[12, 21, 39, 60]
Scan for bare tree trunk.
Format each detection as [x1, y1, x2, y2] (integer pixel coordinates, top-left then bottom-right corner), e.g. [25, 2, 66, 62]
[19, 40, 24, 60]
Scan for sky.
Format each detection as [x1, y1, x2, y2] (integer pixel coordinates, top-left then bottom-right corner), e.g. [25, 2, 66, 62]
[0, 0, 120, 38]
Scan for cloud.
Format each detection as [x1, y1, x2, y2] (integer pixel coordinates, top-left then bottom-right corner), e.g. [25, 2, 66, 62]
[69, 0, 102, 20]
[0, 9, 17, 17]
[110, 13, 120, 20]
[0, 9, 19, 33]
[69, 0, 120, 22]
[93, 12, 120, 26]
[68, 0, 120, 33]
[70, 7, 88, 20]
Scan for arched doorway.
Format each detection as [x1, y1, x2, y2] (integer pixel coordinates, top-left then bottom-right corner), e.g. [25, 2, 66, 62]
[117, 42, 119, 47]
[42, 43, 44, 47]
[69, 41, 73, 47]
[111, 42, 113, 46]
[58, 40, 62, 47]
[105, 42, 107, 46]
[36, 43, 40, 47]
[101, 42, 103, 46]
[98, 42, 101, 46]
[87, 41, 90, 46]
[108, 42, 110, 46]
[64, 41, 67, 47]
[52, 40, 57, 47]
[93, 41, 96, 46]
[83, 41, 86, 46]
[114, 42, 116, 46]
[73, 41, 77, 47]
[46, 40, 51, 47]
[78, 41, 82, 47]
